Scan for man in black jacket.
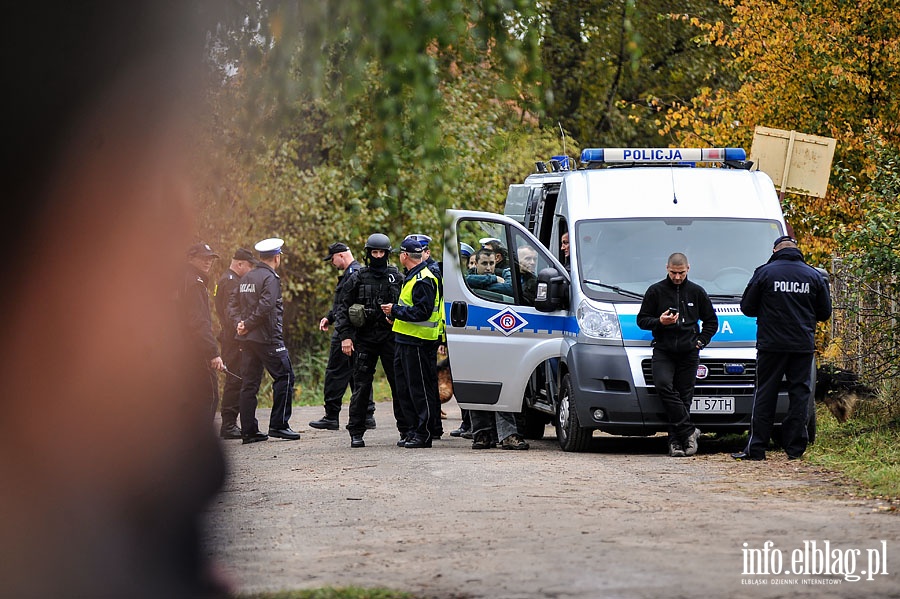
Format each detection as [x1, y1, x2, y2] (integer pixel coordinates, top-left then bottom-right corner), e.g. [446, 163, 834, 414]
[309, 242, 375, 430]
[233, 238, 301, 444]
[181, 243, 226, 419]
[334, 233, 402, 448]
[213, 247, 255, 439]
[638, 252, 718, 457]
[732, 236, 832, 461]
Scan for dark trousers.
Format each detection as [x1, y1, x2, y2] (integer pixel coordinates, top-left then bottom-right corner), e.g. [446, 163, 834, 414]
[239, 340, 294, 434]
[346, 337, 397, 436]
[651, 347, 699, 443]
[394, 342, 438, 443]
[469, 410, 499, 443]
[745, 350, 814, 458]
[322, 334, 373, 419]
[191, 360, 219, 420]
[219, 338, 242, 427]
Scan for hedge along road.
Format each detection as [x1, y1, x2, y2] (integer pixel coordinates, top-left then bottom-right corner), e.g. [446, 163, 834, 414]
[205, 402, 900, 598]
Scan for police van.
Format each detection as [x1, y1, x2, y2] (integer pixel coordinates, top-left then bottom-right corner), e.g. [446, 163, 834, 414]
[442, 147, 808, 451]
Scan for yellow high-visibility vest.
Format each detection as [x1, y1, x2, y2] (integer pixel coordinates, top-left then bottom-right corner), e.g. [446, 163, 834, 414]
[392, 266, 441, 341]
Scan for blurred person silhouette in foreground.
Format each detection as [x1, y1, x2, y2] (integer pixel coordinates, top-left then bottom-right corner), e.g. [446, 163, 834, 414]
[2, 2, 228, 597]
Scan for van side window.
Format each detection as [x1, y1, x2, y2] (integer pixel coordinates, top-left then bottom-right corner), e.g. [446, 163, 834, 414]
[457, 219, 549, 308]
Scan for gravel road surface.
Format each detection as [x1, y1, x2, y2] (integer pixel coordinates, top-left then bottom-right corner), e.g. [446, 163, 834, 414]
[205, 402, 899, 598]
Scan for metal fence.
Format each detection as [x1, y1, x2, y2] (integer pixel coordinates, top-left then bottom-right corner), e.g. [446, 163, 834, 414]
[829, 256, 900, 391]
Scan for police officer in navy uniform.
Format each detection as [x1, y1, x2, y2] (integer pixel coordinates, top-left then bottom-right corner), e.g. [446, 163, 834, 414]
[733, 235, 832, 461]
[180, 243, 227, 418]
[381, 237, 442, 448]
[309, 242, 376, 430]
[334, 233, 402, 448]
[404, 234, 445, 438]
[232, 238, 301, 444]
[213, 247, 255, 439]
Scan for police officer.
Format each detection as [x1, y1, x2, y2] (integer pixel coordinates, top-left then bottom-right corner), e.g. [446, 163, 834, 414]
[180, 243, 226, 418]
[404, 234, 444, 438]
[233, 238, 301, 444]
[213, 247, 255, 439]
[381, 237, 442, 448]
[309, 242, 376, 430]
[637, 252, 718, 457]
[334, 233, 402, 448]
[733, 235, 832, 461]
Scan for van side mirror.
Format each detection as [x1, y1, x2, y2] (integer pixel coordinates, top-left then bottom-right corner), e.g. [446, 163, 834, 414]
[534, 267, 569, 312]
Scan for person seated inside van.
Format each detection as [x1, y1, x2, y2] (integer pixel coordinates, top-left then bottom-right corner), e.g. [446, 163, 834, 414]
[480, 237, 509, 272]
[487, 245, 538, 305]
[465, 248, 506, 289]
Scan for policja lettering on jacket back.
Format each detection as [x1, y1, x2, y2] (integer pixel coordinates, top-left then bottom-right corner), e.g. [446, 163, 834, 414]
[774, 281, 810, 293]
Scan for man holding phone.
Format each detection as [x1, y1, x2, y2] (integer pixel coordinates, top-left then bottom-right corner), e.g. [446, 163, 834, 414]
[637, 253, 718, 457]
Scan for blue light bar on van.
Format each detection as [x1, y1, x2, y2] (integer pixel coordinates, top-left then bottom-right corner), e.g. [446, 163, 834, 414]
[580, 148, 746, 164]
[550, 155, 574, 171]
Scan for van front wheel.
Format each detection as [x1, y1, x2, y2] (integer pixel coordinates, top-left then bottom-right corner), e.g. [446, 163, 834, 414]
[556, 374, 592, 452]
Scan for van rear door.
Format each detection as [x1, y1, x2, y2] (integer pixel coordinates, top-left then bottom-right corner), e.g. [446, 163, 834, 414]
[442, 209, 570, 412]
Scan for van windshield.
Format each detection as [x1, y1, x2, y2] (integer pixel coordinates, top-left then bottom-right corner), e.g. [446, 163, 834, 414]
[575, 218, 783, 299]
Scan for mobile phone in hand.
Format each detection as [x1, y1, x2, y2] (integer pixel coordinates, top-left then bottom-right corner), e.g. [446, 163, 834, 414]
[667, 307, 679, 316]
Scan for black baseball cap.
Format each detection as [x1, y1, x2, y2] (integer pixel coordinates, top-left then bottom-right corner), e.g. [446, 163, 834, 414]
[773, 235, 797, 248]
[323, 242, 350, 261]
[232, 247, 254, 261]
[187, 243, 219, 259]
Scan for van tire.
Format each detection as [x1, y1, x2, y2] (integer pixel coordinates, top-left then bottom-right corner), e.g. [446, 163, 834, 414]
[556, 374, 592, 452]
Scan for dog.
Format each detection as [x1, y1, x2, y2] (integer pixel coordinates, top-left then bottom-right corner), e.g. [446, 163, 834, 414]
[437, 357, 454, 404]
[815, 364, 877, 422]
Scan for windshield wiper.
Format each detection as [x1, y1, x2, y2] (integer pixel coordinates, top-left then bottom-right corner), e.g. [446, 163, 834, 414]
[583, 279, 644, 300]
[709, 293, 742, 301]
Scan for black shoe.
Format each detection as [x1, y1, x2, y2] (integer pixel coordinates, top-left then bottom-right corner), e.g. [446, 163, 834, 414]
[268, 427, 301, 441]
[449, 426, 469, 437]
[219, 424, 242, 440]
[350, 435, 366, 448]
[397, 435, 410, 447]
[309, 417, 339, 430]
[365, 416, 377, 430]
[241, 432, 268, 445]
[731, 451, 765, 461]
[404, 438, 432, 448]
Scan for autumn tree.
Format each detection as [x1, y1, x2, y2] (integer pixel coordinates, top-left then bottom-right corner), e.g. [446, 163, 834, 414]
[193, 1, 562, 374]
[541, 0, 734, 146]
[661, 0, 900, 263]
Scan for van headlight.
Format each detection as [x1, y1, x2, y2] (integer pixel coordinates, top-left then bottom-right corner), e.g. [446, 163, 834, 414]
[576, 300, 621, 339]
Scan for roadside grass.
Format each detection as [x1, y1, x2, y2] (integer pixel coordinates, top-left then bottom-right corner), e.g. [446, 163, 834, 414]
[239, 588, 414, 599]
[806, 399, 900, 500]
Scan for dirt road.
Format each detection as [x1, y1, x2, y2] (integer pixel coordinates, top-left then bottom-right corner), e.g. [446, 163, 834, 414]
[205, 402, 900, 598]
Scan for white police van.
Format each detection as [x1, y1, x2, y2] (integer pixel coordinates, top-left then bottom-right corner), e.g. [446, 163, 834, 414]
[442, 147, 806, 451]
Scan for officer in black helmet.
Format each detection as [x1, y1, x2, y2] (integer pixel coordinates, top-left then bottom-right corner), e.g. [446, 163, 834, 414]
[334, 233, 403, 448]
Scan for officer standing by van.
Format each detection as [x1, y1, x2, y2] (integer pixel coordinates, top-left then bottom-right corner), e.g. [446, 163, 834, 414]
[213, 247, 255, 439]
[732, 236, 832, 461]
[381, 236, 442, 448]
[637, 252, 717, 457]
[335, 233, 402, 448]
[233, 238, 301, 444]
[309, 242, 376, 431]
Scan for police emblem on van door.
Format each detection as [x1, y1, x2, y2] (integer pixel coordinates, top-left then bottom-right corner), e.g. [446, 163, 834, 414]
[487, 307, 528, 336]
